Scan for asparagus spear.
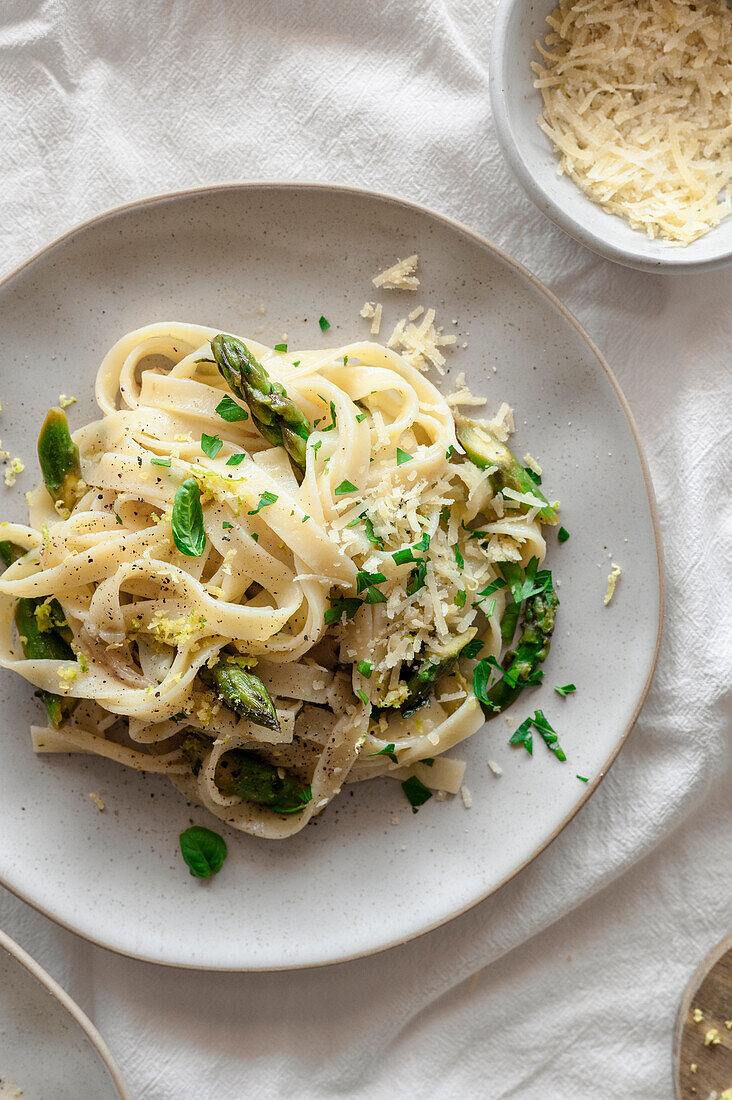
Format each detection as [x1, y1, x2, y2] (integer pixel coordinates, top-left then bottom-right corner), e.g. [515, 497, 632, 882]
[14, 597, 77, 730]
[182, 734, 312, 814]
[456, 419, 558, 524]
[480, 583, 559, 717]
[401, 629, 476, 718]
[37, 407, 83, 511]
[199, 655, 280, 732]
[211, 334, 310, 472]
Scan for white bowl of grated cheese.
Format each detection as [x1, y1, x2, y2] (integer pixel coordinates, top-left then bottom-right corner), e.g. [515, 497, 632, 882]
[490, 0, 732, 272]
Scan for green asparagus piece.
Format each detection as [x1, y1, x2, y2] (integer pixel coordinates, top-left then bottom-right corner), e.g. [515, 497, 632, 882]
[482, 583, 559, 717]
[37, 407, 83, 511]
[456, 419, 558, 524]
[199, 655, 280, 732]
[216, 748, 312, 813]
[401, 629, 476, 718]
[14, 597, 76, 730]
[181, 733, 311, 814]
[0, 540, 25, 567]
[211, 334, 310, 472]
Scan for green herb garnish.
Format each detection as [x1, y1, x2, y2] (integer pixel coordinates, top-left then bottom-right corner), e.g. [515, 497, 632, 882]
[531, 709, 566, 761]
[454, 545, 464, 570]
[324, 597, 362, 625]
[558, 526, 570, 543]
[554, 683, 576, 697]
[509, 718, 533, 755]
[150, 456, 171, 467]
[356, 570, 387, 593]
[274, 343, 287, 352]
[223, 521, 233, 529]
[454, 589, 467, 608]
[406, 559, 427, 596]
[201, 433, 223, 460]
[401, 775, 432, 813]
[248, 491, 278, 515]
[356, 688, 370, 706]
[369, 742, 397, 763]
[335, 479, 358, 495]
[576, 775, 589, 783]
[461, 639, 483, 660]
[172, 478, 206, 557]
[179, 825, 227, 879]
[357, 660, 373, 678]
[356, 412, 368, 423]
[364, 586, 387, 604]
[319, 315, 331, 332]
[215, 395, 249, 422]
[396, 448, 413, 465]
[226, 453, 247, 465]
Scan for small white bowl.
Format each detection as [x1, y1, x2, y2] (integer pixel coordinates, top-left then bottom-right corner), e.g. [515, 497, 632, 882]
[489, 0, 732, 272]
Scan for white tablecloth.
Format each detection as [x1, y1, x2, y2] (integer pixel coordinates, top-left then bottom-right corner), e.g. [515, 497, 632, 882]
[1, 2, 730, 1097]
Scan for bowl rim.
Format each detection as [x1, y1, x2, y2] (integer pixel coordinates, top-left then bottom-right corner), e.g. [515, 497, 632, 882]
[0, 927, 132, 1098]
[0, 180, 665, 970]
[489, 0, 732, 274]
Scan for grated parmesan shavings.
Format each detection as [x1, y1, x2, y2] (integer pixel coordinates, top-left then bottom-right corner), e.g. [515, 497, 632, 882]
[372, 254, 420, 289]
[604, 562, 622, 605]
[533, 0, 732, 244]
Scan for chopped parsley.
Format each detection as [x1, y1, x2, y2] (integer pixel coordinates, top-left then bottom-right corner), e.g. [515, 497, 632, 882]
[401, 775, 432, 813]
[215, 395, 249, 422]
[413, 532, 430, 551]
[473, 577, 507, 605]
[558, 526, 570, 543]
[248, 491, 278, 515]
[461, 638, 483, 660]
[360, 513, 384, 549]
[576, 775, 589, 783]
[356, 688, 370, 706]
[302, 514, 310, 523]
[324, 596, 362, 625]
[454, 589, 467, 608]
[364, 586, 387, 604]
[321, 401, 337, 432]
[115, 513, 123, 524]
[525, 468, 542, 486]
[440, 505, 451, 525]
[356, 570, 386, 593]
[251, 533, 259, 542]
[200, 433, 223, 460]
[406, 559, 427, 596]
[396, 448, 413, 465]
[222, 521, 233, 530]
[356, 660, 373, 678]
[274, 343, 287, 352]
[454, 545, 464, 570]
[509, 717, 534, 755]
[446, 445, 455, 459]
[226, 453, 247, 465]
[369, 742, 397, 763]
[311, 439, 322, 455]
[554, 683, 576, 697]
[318, 315, 331, 332]
[392, 547, 418, 566]
[334, 479, 358, 495]
[356, 412, 368, 423]
[531, 710, 566, 761]
[150, 456, 171, 467]
[498, 556, 552, 605]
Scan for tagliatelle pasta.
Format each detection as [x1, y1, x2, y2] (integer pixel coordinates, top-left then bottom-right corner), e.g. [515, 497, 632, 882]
[0, 322, 556, 838]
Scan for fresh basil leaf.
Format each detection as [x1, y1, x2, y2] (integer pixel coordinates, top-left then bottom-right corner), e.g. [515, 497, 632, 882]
[335, 479, 358, 495]
[554, 683, 576, 697]
[172, 478, 206, 557]
[226, 453, 247, 466]
[531, 709, 566, 761]
[357, 660, 373, 678]
[201, 433, 223, 459]
[248, 491, 278, 515]
[401, 775, 432, 813]
[369, 742, 397, 763]
[150, 456, 171, 467]
[396, 448, 413, 465]
[509, 718, 533, 755]
[215, 395, 249, 422]
[179, 825, 227, 878]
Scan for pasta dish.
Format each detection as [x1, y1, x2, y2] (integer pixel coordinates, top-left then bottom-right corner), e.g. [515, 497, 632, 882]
[0, 323, 560, 839]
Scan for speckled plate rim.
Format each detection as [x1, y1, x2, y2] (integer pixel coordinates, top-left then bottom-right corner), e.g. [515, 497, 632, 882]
[0, 181, 664, 970]
[0, 927, 132, 1097]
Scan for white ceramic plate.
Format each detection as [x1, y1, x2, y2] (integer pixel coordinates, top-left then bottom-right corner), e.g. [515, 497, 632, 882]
[0, 929, 130, 1099]
[0, 183, 662, 970]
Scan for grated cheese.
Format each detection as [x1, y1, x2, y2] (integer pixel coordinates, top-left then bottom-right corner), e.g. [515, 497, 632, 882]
[387, 307, 457, 374]
[460, 784, 472, 809]
[4, 457, 24, 487]
[372, 254, 420, 290]
[89, 792, 105, 811]
[359, 301, 382, 336]
[533, 0, 732, 244]
[604, 562, 622, 605]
